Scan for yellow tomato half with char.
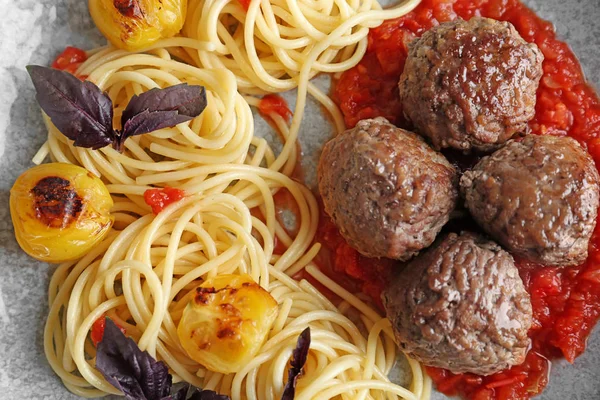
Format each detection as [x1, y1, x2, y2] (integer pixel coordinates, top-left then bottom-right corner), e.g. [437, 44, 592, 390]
[177, 274, 279, 374]
[89, 0, 187, 51]
[10, 163, 113, 263]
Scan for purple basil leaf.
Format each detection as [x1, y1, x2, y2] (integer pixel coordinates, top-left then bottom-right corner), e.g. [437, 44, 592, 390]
[188, 389, 231, 400]
[123, 109, 195, 137]
[114, 109, 195, 151]
[165, 385, 189, 400]
[281, 327, 311, 400]
[26, 65, 114, 149]
[121, 83, 207, 128]
[96, 318, 172, 400]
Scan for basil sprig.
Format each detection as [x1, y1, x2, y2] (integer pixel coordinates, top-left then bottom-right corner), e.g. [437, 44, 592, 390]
[27, 65, 207, 152]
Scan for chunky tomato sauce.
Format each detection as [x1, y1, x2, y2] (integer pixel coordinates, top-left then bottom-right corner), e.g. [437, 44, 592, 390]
[316, 207, 395, 311]
[331, 0, 600, 398]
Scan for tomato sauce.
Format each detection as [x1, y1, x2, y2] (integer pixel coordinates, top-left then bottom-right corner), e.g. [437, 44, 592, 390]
[237, 0, 251, 11]
[332, 0, 600, 398]
[144, 187, 186, 214]
[258, 94, 303, 179]
[315, 207, 395, 311]
[259, 189, 341, 302]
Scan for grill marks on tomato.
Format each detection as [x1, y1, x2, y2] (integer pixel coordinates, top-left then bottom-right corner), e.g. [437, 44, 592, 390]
[193, 286, 246, 343]
[114, 0, 142, 18]
[31, 177, 83, 229]
[194, 287, 219, 305]
[216, 303, 243, 340]
[333, 0, 600, 398]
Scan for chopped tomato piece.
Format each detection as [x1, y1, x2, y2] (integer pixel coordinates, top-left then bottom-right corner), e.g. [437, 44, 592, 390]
[91, 316, 126, 347]
[144, 187, 186, 214]
[258, 94, 292, 122]
[52, 46, 87, 72]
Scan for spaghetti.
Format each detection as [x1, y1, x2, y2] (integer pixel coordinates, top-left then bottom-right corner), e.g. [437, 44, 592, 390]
[45, 168, 431, 399]
[183, 0, 422, 173]
[36, 0, 431, 398]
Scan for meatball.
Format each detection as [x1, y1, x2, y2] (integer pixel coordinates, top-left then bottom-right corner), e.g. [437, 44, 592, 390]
[318, 117, 458, 260]
[461, 134, 600, 266]
[383, 232, 532, 375]
[399, 17, 544, 152]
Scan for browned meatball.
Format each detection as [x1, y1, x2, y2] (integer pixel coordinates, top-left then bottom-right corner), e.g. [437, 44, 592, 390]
[399, 17, 544, 152]
[318, 117, 458, 260]
[383, 232, 532, 375]
[461, 134, 600, 266]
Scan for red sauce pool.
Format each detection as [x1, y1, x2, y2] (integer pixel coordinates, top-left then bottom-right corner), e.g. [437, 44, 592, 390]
[331, 0, 600, 398]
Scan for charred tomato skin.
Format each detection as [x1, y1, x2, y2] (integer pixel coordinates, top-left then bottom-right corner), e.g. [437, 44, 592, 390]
[88, 0, 187, 51]
[10, 163, 113, 262]
[177, 274, 279, 374]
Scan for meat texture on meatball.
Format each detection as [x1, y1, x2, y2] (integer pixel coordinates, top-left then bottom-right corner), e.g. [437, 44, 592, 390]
[461, 134, 600, 266]
[318, 117, 458, 260]
[399, 17, 544, 152]
[383, 232, 532, 375]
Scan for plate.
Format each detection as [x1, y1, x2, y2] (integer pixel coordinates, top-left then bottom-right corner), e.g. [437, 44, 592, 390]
[0, 0, 598, 398]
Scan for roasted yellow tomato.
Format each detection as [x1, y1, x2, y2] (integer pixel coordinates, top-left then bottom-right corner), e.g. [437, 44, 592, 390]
[178, 274, 279, 374]
[89, 0, 187, 51]
[10, 163, 113, 263]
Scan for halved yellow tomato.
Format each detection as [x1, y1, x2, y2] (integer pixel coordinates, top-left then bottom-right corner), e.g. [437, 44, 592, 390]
[89, 0, 187, 51]
[10, 163, 113, 262]
[178, 274, 279, 374]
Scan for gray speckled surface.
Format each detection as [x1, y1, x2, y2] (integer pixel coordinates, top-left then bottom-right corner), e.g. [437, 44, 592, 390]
[0, 0, 599, 399]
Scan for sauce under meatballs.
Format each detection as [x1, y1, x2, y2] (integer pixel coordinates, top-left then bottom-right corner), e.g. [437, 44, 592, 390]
[332, 0, 600, 398]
